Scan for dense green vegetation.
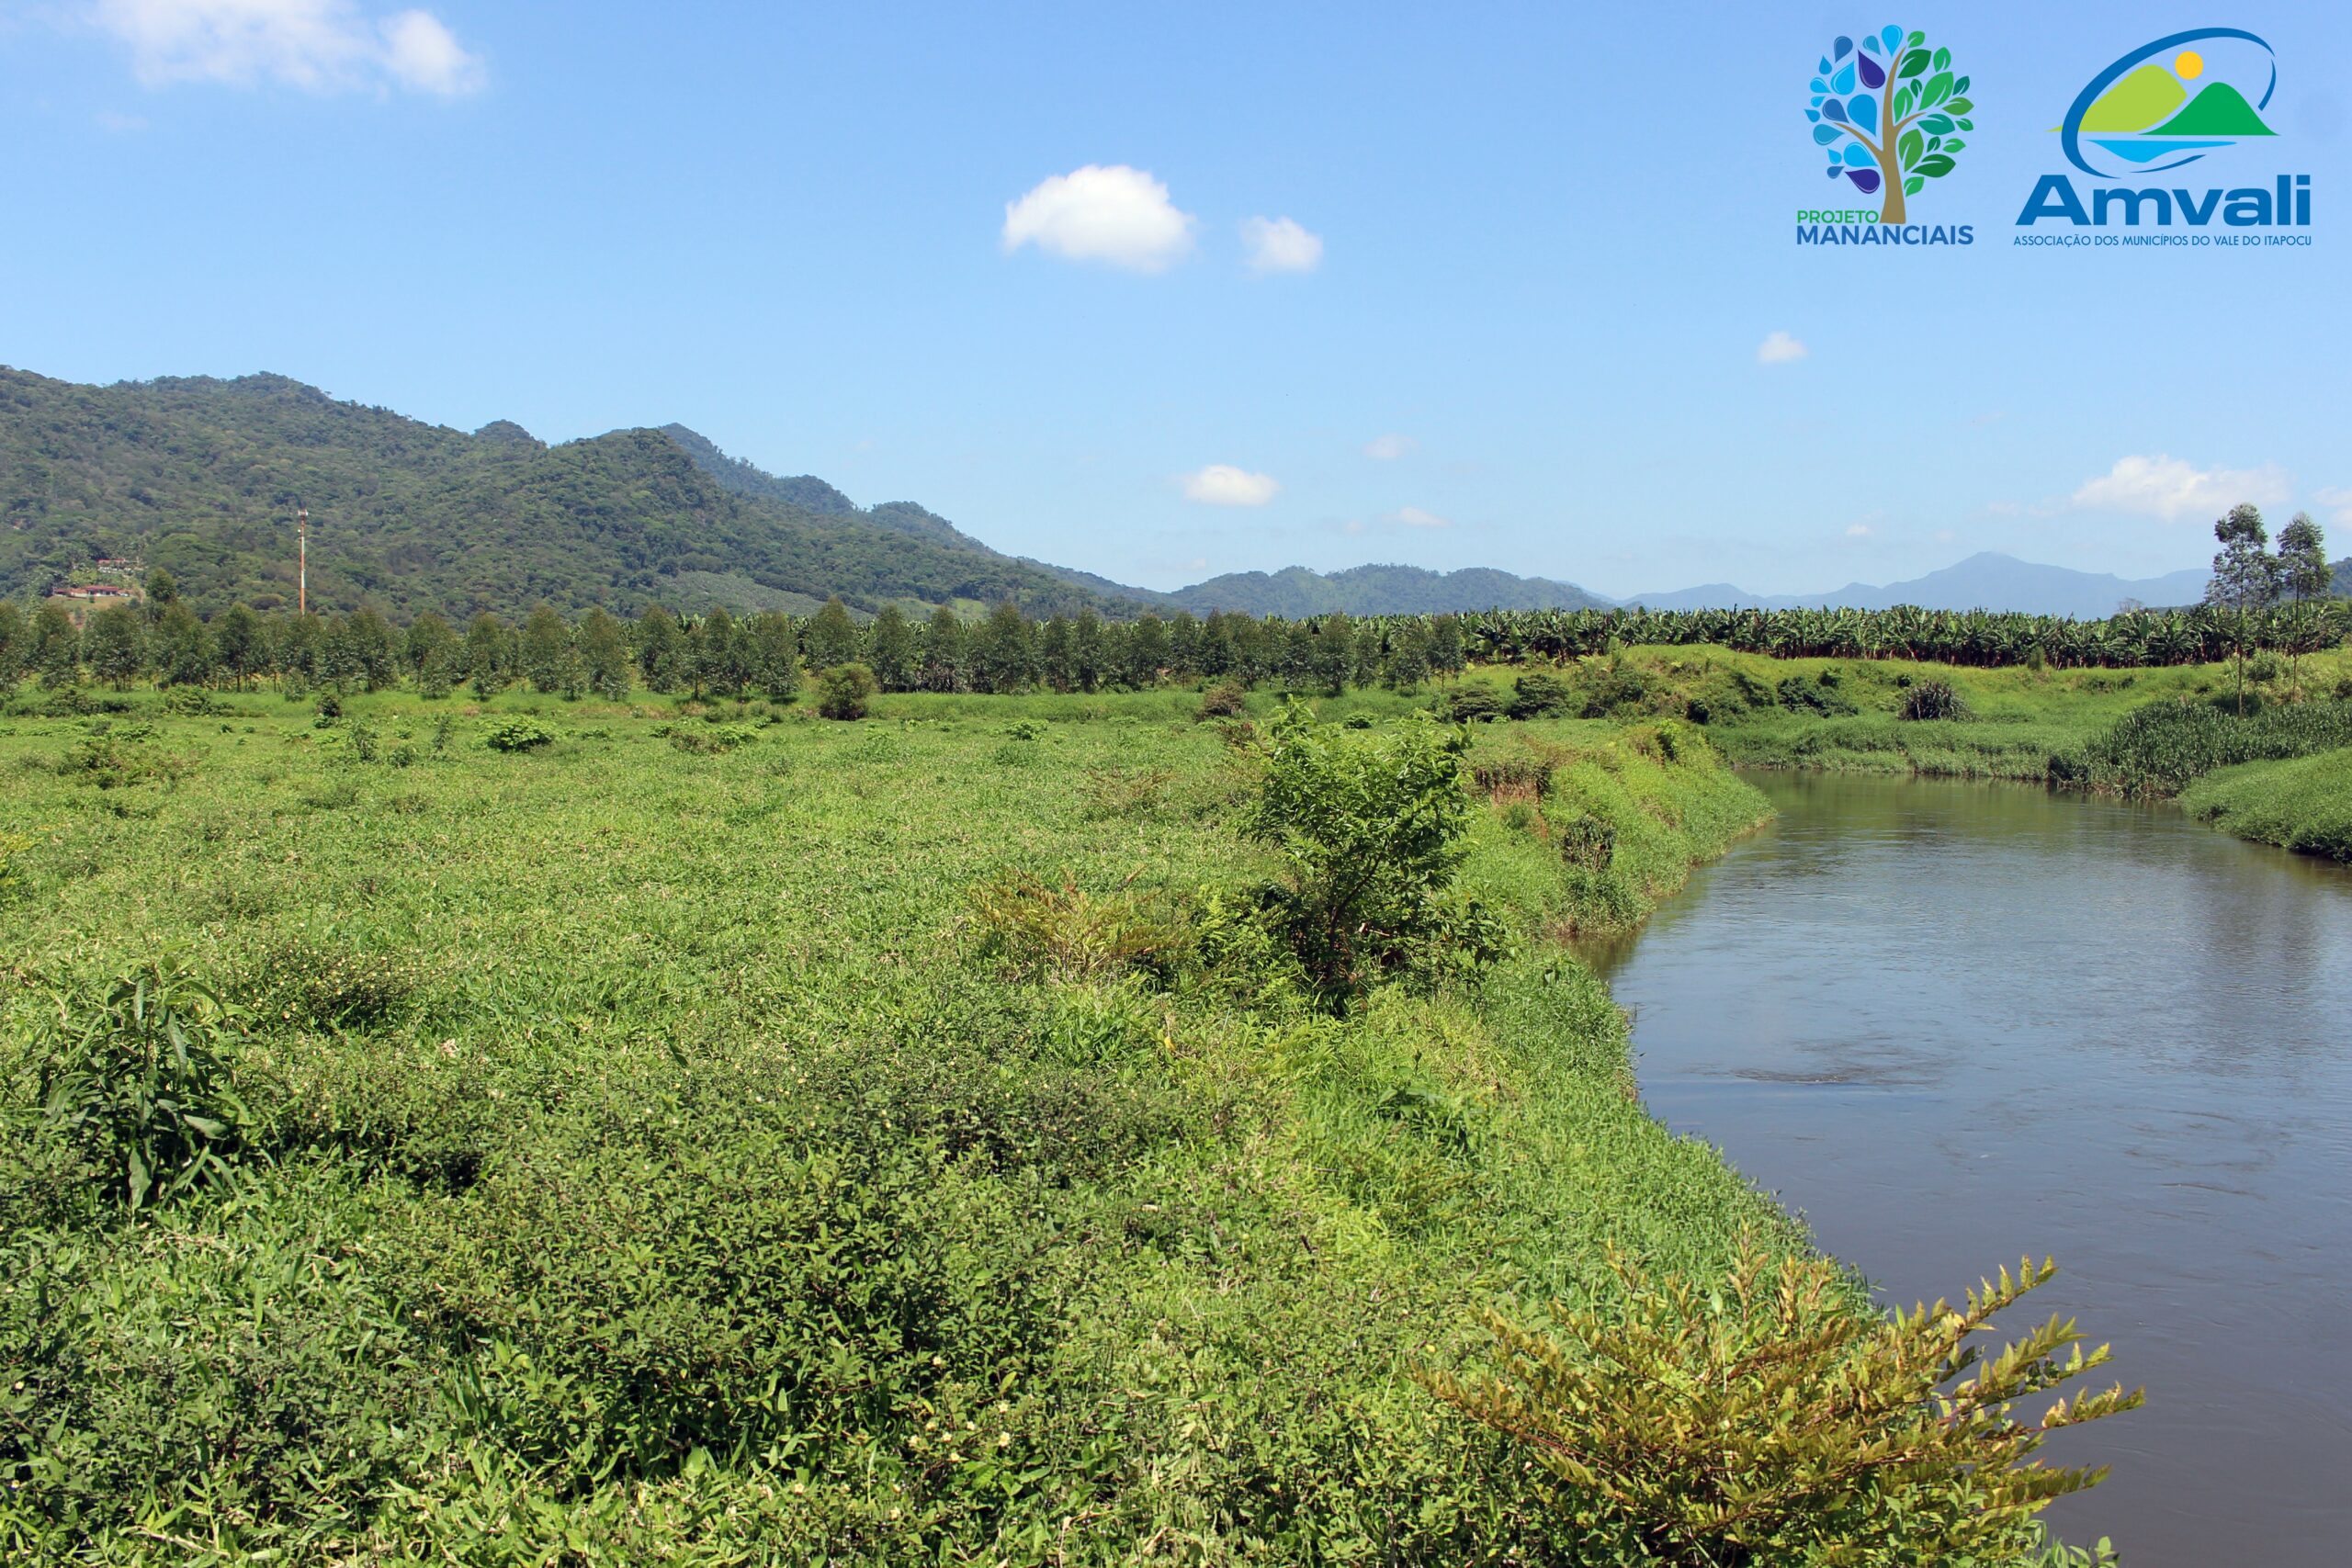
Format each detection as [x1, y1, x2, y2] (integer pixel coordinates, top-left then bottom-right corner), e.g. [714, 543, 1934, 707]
[0, 368, 1122, 620]
[1167, 564, 1610, 617]
[0, 678, 2132, 1564]
[2178, 749, 2352, 862]
[1463, 599, 2350, 670]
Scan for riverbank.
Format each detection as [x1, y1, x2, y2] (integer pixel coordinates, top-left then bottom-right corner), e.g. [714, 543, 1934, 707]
[1444, 646, 2352, 866]
[0, 690, 1806, 1563]
[2179, 747, 2352, 862]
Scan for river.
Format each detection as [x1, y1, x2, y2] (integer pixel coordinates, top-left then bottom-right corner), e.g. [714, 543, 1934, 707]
[1577, 772, 2352, 1566]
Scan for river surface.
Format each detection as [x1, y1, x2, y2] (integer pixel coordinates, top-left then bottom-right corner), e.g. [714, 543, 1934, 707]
[1577, 773, 2352, 1566]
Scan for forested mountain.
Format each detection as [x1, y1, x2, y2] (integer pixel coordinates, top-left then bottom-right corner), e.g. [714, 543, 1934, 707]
[0, 367, 1130, 620]
[1167, 563, 1610, 616]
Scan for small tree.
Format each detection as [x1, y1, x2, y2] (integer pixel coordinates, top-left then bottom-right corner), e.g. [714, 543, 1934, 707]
[2277, 512, 2331, 697]
[2205, 502, 2281, 715]
[1243, 701, 1471, 1004]
[802, 596, 861, 671]
[745, 610, 800, 702]
[867, 604, 917, 691]
[464, 611, 509, 696]
[85, 604, 146, 690]
[578, 607, 634, 701]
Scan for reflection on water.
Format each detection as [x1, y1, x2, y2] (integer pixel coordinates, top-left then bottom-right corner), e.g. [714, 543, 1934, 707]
[1578, 773, 2352, 1567]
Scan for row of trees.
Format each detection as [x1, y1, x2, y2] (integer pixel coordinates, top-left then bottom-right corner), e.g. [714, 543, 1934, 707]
[0, 592, 1474, 699]
[3, 509, 2340, 699]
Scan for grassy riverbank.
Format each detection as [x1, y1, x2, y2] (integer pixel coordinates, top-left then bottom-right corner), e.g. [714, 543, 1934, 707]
[2179, 748, 2352, 862]
[1451, 644, 2352, 784]
[0, 688, 1810, 1564]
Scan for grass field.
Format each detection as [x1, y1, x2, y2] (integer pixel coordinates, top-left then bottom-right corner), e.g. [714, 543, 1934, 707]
[2178, 747, 2352, 862]
[0, 685, 1829, 1564]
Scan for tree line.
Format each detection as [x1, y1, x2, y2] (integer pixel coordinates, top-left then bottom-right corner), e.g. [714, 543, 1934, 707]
[0, 574, 1472, 699]
[4, 509, 2341, 700]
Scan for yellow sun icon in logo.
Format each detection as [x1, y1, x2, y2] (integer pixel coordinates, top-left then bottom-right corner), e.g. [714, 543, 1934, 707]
[2174, 50, 2204, 79]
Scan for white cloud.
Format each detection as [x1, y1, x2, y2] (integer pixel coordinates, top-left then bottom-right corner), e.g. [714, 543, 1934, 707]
[1757, 330, 1808, 365]
[379, 8, 481, 94]
[1180, 464, 1279, 506]
[1845, 523, 1873, 537]
[2314, 486, 2352, 526]
[1001, 164, 1194, 272]
[1390, 506, 1453, 529]
[95, 108, 149, 130]
[2071, 454, 2291, 522]
[1239, 215, 1322, 274]
[1363, 433, 1416, 461]
[85, 0, 483, 95]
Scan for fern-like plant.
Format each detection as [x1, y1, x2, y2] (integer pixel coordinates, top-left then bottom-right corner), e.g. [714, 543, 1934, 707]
[32, 964, 254, 1211]
[1419, 1243, 2142, 1566]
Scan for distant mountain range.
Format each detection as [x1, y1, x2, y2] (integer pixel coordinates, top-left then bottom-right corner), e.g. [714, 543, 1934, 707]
[4, 364, 2324, 624]
[1617, 552, 2217, 618]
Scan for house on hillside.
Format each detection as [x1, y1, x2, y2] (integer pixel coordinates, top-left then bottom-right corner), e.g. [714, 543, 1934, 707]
[47, 581, 141, 626]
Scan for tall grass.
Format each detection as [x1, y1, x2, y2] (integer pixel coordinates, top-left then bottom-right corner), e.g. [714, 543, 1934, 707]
[2070, 700, 2352, 797]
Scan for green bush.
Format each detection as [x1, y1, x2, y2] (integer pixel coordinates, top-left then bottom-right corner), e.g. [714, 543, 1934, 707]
[23, 965, 253, 1212]
[1421, 1246, 2140, 1567]
[1507, 671, 1571, 719]
[1775, 674, 1857, 716]
[483, 716, 555, 752]
[1896, 678, 1967, 721]
[816, 662, 878, 720]
[1194, 679, 1249, 719]
[1442, 685, 1503, 723]
[1243, 701, 1471, 1003]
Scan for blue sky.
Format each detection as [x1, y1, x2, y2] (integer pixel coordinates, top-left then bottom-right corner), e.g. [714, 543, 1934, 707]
[2, 2, 2346, 596]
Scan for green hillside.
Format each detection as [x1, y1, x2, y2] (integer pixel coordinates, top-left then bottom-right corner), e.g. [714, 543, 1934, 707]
[0, 367, 1132, 621]
[2150, 81, 2275, 137]
[1168, 562, 1610, 616]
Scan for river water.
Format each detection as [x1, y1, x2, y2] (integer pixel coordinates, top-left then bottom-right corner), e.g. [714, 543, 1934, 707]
[1577, 773, 2352, 1566]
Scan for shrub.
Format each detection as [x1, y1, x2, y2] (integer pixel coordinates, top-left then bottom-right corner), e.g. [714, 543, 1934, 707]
[967, 871, 1186, 983]
[1896, 678, 1968, 721]
[483, 716, 555, 752]
[1442, 685, 1503, 723]
[1194, 680, 1249, 720]
[62, 729, 187, 789]
[1420, 1245, 2140, 1567]
[1506, 671, 1571, 719]
[1775, 673, 1858, 716]
[1243, 701, 1471, 1003]
[816, 662, 877, 720]
[161, 686, 218, 716]
[1557, 812, 1616, 873]
[27, 965, 253, 1212]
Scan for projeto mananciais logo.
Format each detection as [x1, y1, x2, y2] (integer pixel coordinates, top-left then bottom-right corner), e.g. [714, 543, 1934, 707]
[1797, 23, 1975, 246]
[2017, 28, 2312, 247]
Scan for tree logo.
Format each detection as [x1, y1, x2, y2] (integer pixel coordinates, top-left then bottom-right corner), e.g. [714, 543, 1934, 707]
[1807, 25, 1973, 222]
[2059, 28, 2276, 179]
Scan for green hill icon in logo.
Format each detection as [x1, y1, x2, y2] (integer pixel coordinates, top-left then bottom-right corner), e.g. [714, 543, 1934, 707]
[2061, 32, 2277, 172]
